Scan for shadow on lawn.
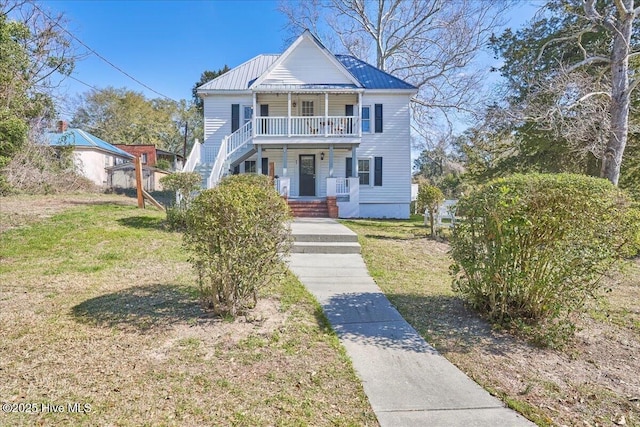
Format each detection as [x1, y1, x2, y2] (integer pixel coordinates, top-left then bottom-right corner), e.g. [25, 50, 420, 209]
[116, 215, 167, 231]
[384, 292, 516, 357]
[71, 284, 206, 332]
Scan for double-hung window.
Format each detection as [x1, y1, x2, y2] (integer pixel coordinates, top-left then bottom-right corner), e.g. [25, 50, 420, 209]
[358, 159, 370, 185]
[361, 106, 371, 133]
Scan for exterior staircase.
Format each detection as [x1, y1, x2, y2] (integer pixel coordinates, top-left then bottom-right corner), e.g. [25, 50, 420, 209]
[288, 199, 330, 218]
[183, 122, 254, 189]
[193, 162, 214, 188]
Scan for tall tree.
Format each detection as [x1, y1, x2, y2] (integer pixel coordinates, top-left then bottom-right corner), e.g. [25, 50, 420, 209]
[70, 87, 200, 154]
[0, 0, 74, 166]
[490, 0, 639, 185]
[279, 0, 507, 128]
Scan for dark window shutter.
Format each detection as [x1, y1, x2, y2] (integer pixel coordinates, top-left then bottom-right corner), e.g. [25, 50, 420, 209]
[346, 157, 352, 178]
[261, 157, 268, 176]
[374, 104, 383, 133]
[231, 104, 240, 132]
[374, 157, 383, 186]
[260, 104, 269, 117]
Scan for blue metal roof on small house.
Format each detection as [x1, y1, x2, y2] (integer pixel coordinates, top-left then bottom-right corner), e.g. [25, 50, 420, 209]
[335, 55, 416, 90]
[47, 129, 134, 159]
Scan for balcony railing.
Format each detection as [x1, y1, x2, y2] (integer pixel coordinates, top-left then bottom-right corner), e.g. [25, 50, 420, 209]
[255, 116, 359, 137]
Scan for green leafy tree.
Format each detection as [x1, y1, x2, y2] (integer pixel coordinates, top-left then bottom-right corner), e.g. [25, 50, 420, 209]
[0, 2, 74, 177]
[487, 0, 639, 185]
[70, 87, 201, 154]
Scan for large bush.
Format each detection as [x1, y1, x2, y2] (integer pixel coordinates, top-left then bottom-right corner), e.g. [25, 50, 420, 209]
[184, 174, 291, 317]
[450, 173, 639, 347]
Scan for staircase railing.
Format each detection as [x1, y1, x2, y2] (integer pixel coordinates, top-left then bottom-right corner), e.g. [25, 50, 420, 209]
[226, 121, 253, 157]
[207, 122, 254, 188]
[182, 139, 201, 172]
[208, 138, 228, 188]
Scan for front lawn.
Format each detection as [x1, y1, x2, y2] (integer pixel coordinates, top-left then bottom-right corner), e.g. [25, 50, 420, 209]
[0, 194, 376, 426]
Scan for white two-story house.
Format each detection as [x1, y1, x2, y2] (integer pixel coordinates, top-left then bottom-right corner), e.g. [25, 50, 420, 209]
[185, 30, 417, 219]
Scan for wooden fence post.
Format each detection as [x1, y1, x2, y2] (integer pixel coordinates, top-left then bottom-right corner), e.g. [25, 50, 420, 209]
[135, 156, 144, 209]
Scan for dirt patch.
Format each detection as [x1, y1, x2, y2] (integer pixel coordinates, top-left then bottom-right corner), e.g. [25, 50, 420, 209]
[0, 193, 137, 233]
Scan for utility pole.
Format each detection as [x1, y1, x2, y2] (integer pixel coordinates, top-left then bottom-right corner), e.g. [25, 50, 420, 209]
[182, 122, 188, 160]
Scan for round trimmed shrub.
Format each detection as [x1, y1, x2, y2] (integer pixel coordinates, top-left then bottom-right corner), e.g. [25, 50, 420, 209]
[184, 174, 291, 317]
[450, 173, 639, 347]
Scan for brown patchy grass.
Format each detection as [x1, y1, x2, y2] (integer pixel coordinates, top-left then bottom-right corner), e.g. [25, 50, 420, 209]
[343, 217, 640, 427]
[0, 194, 377, 426]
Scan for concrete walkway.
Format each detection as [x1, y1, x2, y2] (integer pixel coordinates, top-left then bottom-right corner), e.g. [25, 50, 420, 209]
[288, 218, 535, 427]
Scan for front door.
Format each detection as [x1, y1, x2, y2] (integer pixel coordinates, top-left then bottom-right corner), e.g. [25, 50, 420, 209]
[299, 155, 315, 196]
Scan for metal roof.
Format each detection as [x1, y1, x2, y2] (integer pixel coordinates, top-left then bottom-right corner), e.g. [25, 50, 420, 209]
[47, 129, 134, 159]
[198, 54, 279, 91]
[335, 55, 417, 90]
[197, 50, 416, 93]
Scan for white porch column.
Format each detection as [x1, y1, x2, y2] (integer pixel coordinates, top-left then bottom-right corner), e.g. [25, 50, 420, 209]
[352, 146, 358, 178]
[358, 92, 362, 138]
[329, 144, 334, 177]
[287, 93, 292, 137]
[252, 93, 257, 137]
[257, 144, 262, 175]
[324, 92, 329, 136]
[282, 145, 288, 177]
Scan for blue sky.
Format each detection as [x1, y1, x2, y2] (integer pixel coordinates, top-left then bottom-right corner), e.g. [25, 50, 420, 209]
[41, 0, 539, 119]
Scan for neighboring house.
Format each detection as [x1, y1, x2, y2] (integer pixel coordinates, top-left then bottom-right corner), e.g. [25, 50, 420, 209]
[186, 30, 417, 219]
[47, 121, 134, 187]
[114, 144, 184, 171]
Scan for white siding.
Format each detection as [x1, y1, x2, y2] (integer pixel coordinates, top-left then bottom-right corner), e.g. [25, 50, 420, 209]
[202, 94, 252, 163]
[356, 93, 412, 209]
[262, 38, 354, 86]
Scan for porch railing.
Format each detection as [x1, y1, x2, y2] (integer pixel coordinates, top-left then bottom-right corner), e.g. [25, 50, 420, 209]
[335, 177, 349, 195]
[254, 116, 360, 137]
[227, 121, 253, 156]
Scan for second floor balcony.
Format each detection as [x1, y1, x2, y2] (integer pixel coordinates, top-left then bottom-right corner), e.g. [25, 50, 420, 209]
[254, 116, 360, 138]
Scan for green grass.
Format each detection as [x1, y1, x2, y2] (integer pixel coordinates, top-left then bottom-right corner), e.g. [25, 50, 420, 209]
[0, 194, 377, 426]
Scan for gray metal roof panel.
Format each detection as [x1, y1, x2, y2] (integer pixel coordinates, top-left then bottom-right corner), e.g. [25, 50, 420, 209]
[198, 54, 279, 91]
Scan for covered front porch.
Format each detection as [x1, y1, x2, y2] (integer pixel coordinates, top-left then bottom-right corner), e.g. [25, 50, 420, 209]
[239, 143, 361, 218]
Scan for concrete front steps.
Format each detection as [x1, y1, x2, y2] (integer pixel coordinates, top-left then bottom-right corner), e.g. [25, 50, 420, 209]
[291, 218, 361, 254]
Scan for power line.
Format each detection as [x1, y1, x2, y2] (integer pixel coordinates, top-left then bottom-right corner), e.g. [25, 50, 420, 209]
[31, 2, 176, 101]
[67, 74, 101, 92]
